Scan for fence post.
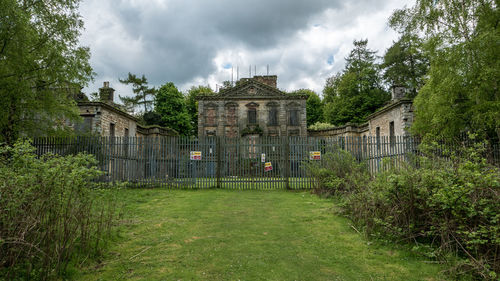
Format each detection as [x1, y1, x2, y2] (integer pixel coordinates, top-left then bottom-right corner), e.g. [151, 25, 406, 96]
[284, 137, 290, 190]
[216, 136, 221, 188]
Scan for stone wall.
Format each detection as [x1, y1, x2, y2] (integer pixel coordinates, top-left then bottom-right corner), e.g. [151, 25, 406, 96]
[307, 100, 413, 138]
[367, 100, 413, 136]
[198, 99, 307, 137]
[78, 103, 137, 137]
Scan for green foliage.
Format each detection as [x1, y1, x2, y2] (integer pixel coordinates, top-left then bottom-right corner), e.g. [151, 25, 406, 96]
[240, 125, 263, 136]
[0, 140, 119, 280]
[186, 85, 214, 136]
[119, 73, 156, 113]
[309, 141, 500, 279]
[392, 0, 500, 141]
[291, 89, 324, 126]
[305, 149, 369, 197]
[308, 122, 335, 130]
[141, 111, 163, 126]
[323, 40, 390, 125]
[154, 82, 192, 135]
[381, 34, 429, 98]
[75, 189, 445, 280]
[0, 0, 93, 144]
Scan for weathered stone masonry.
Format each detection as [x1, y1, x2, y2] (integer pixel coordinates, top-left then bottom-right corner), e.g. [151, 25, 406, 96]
[197, 76, 308, 137]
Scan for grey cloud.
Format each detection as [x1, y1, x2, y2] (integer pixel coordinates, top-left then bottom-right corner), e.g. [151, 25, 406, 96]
[80, 0, 406, 96]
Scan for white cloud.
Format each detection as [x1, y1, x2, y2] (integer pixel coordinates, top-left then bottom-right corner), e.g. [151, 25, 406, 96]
[80, 0, 415, 99]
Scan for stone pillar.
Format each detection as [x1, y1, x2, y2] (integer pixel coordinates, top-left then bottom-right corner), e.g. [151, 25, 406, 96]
[279, 101, 287, 136]
[216, 102, 225, 136]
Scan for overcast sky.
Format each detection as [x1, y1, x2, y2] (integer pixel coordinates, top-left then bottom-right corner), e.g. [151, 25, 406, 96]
[79, 0, 414, 99]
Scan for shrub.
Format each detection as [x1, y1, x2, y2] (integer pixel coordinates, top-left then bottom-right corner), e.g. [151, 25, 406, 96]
[306, 142, 500, 279]
[308, 122, 336, 131]
[0, 140, 119, 280]
[344, 145, 500, 279]
[306, 148, 369, 197]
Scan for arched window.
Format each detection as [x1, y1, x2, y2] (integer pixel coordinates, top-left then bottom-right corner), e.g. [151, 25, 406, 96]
[245, 102, 259, 125]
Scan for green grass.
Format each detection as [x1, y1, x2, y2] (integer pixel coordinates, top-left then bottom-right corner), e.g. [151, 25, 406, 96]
[76, 189, 446, 280]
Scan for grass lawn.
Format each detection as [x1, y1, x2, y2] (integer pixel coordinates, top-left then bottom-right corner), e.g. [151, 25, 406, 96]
[75, 189, 446, 280]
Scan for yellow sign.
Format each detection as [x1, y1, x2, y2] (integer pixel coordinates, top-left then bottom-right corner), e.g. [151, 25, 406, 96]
[190, 151, 202, 160]
[264, 162, 273, 172]
[309, 151, 321, 160]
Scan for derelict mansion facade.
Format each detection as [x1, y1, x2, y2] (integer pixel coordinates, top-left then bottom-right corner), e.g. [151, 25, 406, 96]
[196, 75, 308, 137]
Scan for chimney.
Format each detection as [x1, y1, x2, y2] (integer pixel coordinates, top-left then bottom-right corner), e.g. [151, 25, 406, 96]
[253, 75, 277, 88]
[99, 81, 115, 103]
[391, 85, 406, 101]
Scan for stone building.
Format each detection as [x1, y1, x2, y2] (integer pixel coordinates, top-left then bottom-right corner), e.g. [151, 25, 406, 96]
[308, 86, 414, 138]
[197, 75, 308, 137]
[76, 82, 177, 137]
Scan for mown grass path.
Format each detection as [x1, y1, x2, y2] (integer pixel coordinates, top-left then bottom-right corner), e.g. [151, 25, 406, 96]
[76, 189, 445, 280]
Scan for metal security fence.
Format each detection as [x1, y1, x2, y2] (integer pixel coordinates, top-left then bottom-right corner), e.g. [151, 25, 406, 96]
[32, 136, 500, 189]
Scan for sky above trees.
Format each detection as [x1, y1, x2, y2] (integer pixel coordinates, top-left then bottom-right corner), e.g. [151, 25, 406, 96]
[79, 0, 413, 97]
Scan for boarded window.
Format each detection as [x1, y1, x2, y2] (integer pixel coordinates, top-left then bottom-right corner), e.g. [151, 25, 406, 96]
[389, 121, 395, 147]
[205, 107, 216, 126]
[76, 116, 93, 133]
[226, 106, 237, 125]
[376, 127, 380, 150]
[110, 123, 115, 137]
[248, 108, 257, 124]
[289, 110, 299, 126]
[269, 107, 278, 126]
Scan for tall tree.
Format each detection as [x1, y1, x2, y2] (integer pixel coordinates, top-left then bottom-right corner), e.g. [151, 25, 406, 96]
[381, 34, 429, 98]
[155, 82, 192, 135]
[291, 89, 324, 127]
[186, 86, 214, 136]
[119, 73, 156, 113]
[0, 0, 93, 144]
[323, 40, 390, 125]
[392, 0, 499, 141]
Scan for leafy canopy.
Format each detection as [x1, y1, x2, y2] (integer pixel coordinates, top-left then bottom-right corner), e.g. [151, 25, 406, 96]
[119, 73, 156, 113]
[394, 0, 500, 141]
[0, 0, 93, 144]
[154, 82, 192, 136]
[323, 40, 390, 125]
[290, 89, 324, 127]
[186, 85, 214, 136]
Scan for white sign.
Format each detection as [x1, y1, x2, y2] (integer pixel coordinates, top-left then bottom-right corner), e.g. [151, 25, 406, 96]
[261, 153, 266, 163]
[190, 151, 202, 160]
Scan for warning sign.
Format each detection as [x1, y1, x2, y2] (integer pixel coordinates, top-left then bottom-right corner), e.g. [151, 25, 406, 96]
[309, 151, 321, 160]
[190, 151, 202, 160]
[264, 162, 273, 172]
[261, 153, 266, 163]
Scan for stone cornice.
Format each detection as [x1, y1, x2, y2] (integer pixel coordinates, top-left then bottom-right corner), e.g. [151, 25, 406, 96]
[366, 99, 413, 120]
[197, 79, 307, 100]
[78, 101, 138, 122]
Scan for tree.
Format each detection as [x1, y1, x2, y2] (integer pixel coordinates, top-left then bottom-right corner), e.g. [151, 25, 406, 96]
[186, 86, 214, 136]
[290, 89, 324, 127]
[0, 0, 93, 144]
[154, 82, 192, 135]
[381, 34, 429, 98]
[392, 0, 499, 141]
[119, 73, 156, 113]
[323, 40, 390, 125]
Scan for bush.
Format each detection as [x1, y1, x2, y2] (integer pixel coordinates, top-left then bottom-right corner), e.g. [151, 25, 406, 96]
[308, 122, 336, 131]
[306, 148, 369, 197]
[0, 140, 119, 280]
[307, 143, 500, 279]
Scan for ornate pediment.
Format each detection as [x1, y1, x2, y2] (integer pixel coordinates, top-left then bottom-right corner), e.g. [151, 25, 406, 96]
[217, 80, 288, 99]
